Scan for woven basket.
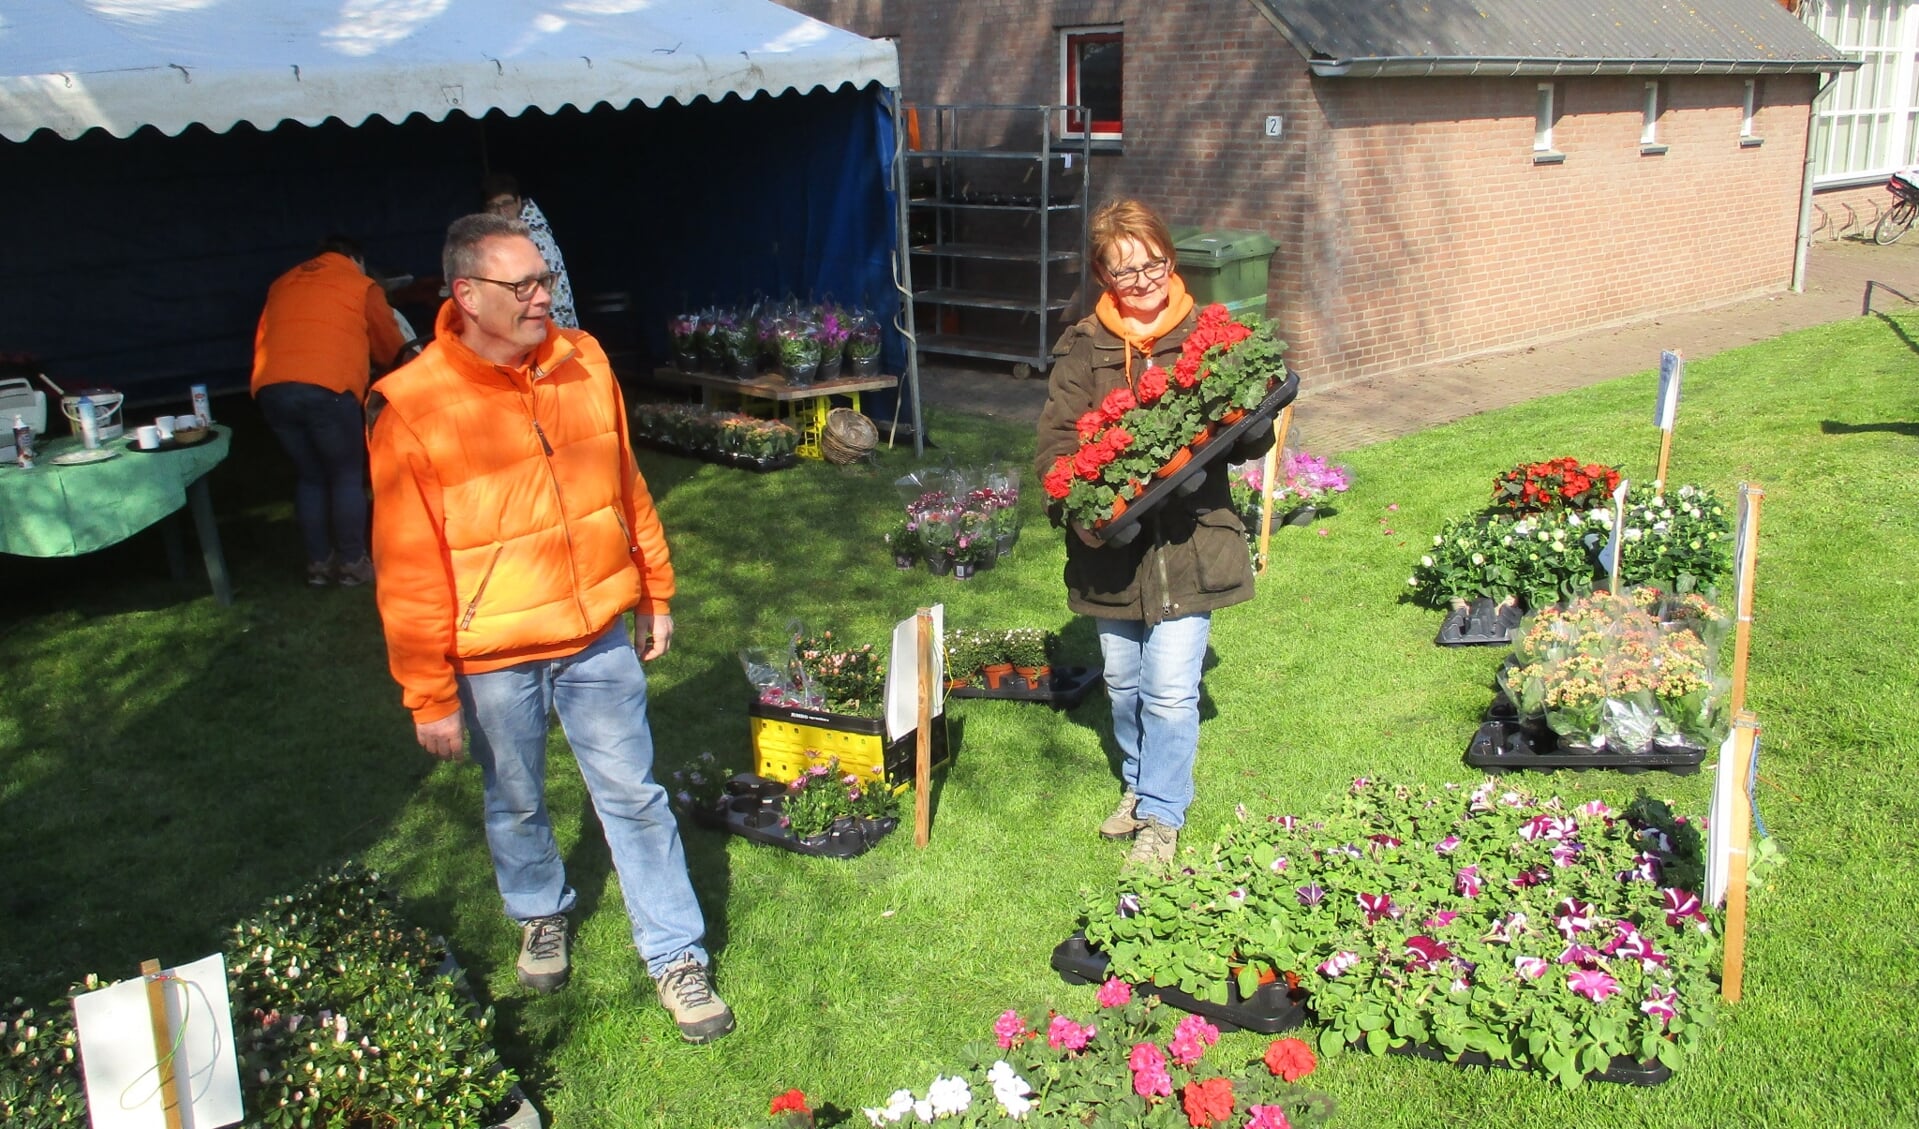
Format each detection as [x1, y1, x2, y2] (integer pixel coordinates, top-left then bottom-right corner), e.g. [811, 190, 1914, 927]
[820, 407, 878, 464]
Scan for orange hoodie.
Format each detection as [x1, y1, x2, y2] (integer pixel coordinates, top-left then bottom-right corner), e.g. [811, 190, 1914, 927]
[1093, 274, 1195, 391]
[367, 301, 673, 724]
[251, 251, 407, 402]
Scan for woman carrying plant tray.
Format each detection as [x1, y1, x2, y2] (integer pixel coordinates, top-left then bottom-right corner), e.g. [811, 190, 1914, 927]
[1034, 198, 1277, 869]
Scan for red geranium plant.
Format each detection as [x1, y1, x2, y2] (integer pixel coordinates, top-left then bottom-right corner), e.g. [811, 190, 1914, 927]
[1493, 456, 1622, 514]
[1043, 305, 1287, 529]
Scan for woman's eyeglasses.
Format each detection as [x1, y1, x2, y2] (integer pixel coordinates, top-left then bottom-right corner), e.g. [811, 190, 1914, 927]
[1104, 256, 1171, 287]
[466, 273, 556, 302]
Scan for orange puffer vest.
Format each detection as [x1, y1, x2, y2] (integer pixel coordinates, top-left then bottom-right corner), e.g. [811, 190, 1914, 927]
[368, 302, 673, 724]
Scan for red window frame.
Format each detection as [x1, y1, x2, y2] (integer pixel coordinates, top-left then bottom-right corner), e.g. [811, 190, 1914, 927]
[1062, 29, 1122, 139]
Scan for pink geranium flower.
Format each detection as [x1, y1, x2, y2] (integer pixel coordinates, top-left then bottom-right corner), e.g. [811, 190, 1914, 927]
[1046, 1015, 1095, 1052]
[1095, 978, 1133, 1008]
[1128, 1042, 1172, 1098]
[993, 1009, 1028, 1049]
[1169, 1014, 1220, 1067]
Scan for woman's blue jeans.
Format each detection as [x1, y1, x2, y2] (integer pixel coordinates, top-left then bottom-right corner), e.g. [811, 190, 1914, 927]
[256, 382, 368, 565]
[1096, 613, 1212, 829]
[457, 622, 708, 978]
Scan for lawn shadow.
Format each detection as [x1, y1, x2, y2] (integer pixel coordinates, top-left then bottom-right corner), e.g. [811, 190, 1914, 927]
[1820, 419, 1919, 437]
[1869, 307, 1919, 354]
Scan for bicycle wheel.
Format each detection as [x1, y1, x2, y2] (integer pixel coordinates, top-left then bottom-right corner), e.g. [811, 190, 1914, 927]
[1874, 199, 1916, 245]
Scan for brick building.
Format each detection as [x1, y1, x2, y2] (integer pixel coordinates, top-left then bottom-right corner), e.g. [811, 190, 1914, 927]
[778, 0, 1850, 386]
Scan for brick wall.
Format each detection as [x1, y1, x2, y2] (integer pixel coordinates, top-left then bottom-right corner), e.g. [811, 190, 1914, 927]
[780, 0, 1821, 385]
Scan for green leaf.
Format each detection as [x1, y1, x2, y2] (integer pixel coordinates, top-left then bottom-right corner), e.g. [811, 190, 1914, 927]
[1365, 1027, 1388, 1056]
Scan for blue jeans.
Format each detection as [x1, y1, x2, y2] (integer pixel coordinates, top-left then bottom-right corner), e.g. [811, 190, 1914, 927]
[458, 622, 708, 978]
[257, 382, 368, 564]
[1096, 614, 1212, 829]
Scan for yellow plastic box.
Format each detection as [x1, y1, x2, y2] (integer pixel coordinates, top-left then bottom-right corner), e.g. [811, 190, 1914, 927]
[748, 699, 949, 787]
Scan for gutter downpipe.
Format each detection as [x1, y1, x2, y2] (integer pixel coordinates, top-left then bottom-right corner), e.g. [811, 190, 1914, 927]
[1794, 73, 1839, 294]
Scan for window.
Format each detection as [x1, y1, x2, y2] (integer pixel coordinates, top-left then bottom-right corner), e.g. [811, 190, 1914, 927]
[1641, 81, 1663, 146]
[1062, 27, 1123, 141]
[1534, 82, 1562, 160]
[1742, 78, 1764, 146]
[1801, 0, 1919, 184]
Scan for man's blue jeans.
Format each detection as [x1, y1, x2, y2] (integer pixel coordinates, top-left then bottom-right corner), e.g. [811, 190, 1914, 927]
[1096, 613, 1212, 829]
[458, 621, 708, 978]
[256, 381, 368, 565]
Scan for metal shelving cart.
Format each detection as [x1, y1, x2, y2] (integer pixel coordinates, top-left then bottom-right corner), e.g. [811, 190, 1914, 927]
[908, 104, 1092, 376]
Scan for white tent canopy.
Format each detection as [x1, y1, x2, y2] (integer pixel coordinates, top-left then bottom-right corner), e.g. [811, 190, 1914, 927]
[0, 0, 901, 142]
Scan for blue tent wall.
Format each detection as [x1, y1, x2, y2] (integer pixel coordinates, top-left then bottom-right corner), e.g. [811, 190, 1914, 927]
[0, 84, 913, 427]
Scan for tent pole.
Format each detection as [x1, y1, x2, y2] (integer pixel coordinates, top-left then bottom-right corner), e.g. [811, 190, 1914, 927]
[887, 87, 924, 457]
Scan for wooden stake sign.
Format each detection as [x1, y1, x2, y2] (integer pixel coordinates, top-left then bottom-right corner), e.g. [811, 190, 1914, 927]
[1254, 404, 1294, 575]
[1706, 485, 1765, 1002]
[1718, 713, 1761, 1004]
[1653, 350, 1683, 491]
[914, 607, 934, 848]
[71, 953, 244, 1129]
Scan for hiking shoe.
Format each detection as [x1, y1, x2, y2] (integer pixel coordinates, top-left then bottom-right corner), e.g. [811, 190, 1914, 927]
[516, 914, 570, 993]
[305, 559, 334, 587]
[336, 557, 375, 588]
[1099, 791, 1147, 840]
[655, 957, 735, 1044]
[1124, 817, 1179, 870]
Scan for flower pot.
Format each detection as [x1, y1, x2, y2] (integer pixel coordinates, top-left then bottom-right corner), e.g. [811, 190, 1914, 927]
[1155, 446, 1194, 479]
[816, 352, 842, 382]
[1191, 424, 1216, 446]
[981, 662, 1015, 689]
[996, 533, 1016, 557]
[1220, 407, 1248, 425]
[953, 560, 977, 580]
[781, 359, 818, 386]
[1014, 664, 1049, 690]
[926, 555, 954, 576]
[847, 352, 881, 378]
[944, 676, 971, 690]
[1283, 504, 1318, 527]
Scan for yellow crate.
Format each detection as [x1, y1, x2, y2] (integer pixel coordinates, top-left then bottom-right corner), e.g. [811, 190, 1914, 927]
[749, 700, 948, 787]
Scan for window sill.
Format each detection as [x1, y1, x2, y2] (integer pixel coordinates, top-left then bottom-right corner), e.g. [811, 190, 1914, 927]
[1532, 150, 1566, 165]
[1640, 143, 1669, 157]
[1060, 138, 1124, 156]
[1740, 136, 1765, 149]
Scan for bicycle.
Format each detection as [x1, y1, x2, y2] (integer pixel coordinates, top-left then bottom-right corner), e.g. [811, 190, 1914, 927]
[1873, 169, 1919, 244]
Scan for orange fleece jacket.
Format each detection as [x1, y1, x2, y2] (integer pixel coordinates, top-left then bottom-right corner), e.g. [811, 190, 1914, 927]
[367, 302, 673, 724]
[1092, 275, 1195, 389]
[251, 251, 407, 402]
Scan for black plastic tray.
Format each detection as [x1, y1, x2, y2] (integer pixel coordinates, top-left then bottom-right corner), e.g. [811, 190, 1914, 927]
[1387, 1039, 1671, 1087]
[690, 774, 898, 859]
[431, 948, 545, 1127]
[1051, 933, 1308, 1034]
[632, 435, 797, 472]
[1435, 596, 1525, 646]
[1093, 371, 1300, 545]
[1466, 718, 1705, 776]
[949, 665, 1103, 709]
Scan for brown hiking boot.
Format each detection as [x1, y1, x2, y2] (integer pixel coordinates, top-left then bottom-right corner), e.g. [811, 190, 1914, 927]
[1124, 817, 1179, 870]
[656, 957, 735, 1044]
[1099, 791, 1147, 839]
[515, 914, 570, 993]
[336, 556, 375, 588]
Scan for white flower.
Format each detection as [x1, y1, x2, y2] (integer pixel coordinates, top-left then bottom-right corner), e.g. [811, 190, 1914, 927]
[1537, 531, 1550, 542]
[913, 1100, 934, 1123]
[927, 1075, 971, 1117]
[1651, 522, 1668, 534]
[1501, 536, 1513, 546]
[1625, 528, 1644, 542]
[1471, 553, 1485, 565]
[1566, 512, 1583, 526]
[988, 1062, 1033, 1121]
[1433, 534, 1444, 546]
[866, 1089, 917, 1125]
[1421, 555, 1435, 567]
[1406, 576, 1418, 586]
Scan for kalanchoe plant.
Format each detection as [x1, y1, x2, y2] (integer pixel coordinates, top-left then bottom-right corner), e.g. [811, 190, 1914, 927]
[794, 628, 886, 717]
[1079, 780, 1720, 1088]
[862, 993, 1331, 1127]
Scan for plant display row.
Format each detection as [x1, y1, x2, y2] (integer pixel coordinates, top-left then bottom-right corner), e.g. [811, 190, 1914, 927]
[1078, 780, 1718, 1089]
[1497, 588, 1730, 754]
[943, 627, 1057, 688]
[630, 402, 799, 467]
[1407, 471, 1732, 609]
[670, 752, 902, 842]
[1043, 305, 1287, 530]
[855, 991, 1332, 1128]
[741, 624, 887, 718]
[1, 864, 519, 1128]
[668, 300, 882, 381]
[888, 466, 1022, 575]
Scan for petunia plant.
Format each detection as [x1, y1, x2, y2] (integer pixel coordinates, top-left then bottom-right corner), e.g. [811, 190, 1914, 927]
[1078, 780, 1721, 1088]
[861, 989, 1332, 1127]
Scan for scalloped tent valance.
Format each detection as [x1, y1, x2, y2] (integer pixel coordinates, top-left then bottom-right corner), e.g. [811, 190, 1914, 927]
[0, 0, 900, 143]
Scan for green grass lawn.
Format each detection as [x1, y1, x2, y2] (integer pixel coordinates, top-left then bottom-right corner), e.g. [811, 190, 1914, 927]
[3, 311, 1916, 1128]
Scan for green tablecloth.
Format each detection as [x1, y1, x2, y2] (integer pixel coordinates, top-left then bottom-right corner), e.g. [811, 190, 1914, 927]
[0, 426, 231, 557]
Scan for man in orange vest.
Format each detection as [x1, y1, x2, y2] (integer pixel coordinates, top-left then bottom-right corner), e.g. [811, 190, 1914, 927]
[250, 235, 407, 587]
[365, 214, 733, 1044]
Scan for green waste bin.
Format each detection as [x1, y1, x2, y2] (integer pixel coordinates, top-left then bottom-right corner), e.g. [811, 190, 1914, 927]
[1172, 229, 1277, 319]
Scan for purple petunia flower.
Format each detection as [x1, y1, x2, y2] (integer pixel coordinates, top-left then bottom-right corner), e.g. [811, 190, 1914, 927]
[1520, 814, 1577, 842]
[1641, 987, 1679, 1027]
[1554, 898, 1596, 938]
[1455, 865, 1483, 899]
[1404, 936, 1453, 970]
[1550, 842, 1583, 868]
[1663, 888, 1708, 929]
[1557, 943, 1603, 968]
[1424, 910, 1459, 930]
[1318, 951, 1359, 978]
[1567, 968, 1621, 1003]
[1269, 856, 1290, 873]
[1434, 835, 1462, 855]
[1510, 865, 1550, 889]
[1296, 883, 1326, 908]
[1514, 955, 1549, 980]
[1357, 892, 1400, 924]
[1117, 893, 1142, 918]
[1482, 911, 1527, 944]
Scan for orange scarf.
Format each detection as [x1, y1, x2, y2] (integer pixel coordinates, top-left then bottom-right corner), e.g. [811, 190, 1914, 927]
[1094, 274, 1194, 390]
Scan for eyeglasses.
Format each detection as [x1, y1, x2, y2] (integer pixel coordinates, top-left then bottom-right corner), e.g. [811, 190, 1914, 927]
[1104, 256, 1171, 288]
[466, 273, 555, 302]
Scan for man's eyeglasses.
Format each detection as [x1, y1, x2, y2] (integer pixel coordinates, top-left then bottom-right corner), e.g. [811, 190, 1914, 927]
[1104, 256, 1171, 287]
[466, 273, 555, 302]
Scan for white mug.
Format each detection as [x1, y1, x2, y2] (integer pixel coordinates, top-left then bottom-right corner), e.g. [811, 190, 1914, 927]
[154, 415, 176, 439]
[135, 425, 161, 450]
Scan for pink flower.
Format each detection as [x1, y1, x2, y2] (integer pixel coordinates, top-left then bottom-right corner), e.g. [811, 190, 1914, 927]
[1403, 935, 1453, 970]
[1047, 1014, 1095, 1052]
[1557, 943, 1603, 968]
[1514, 955, 1549, 980]
[1455, 865, 1482, 898]
[1129, 1042, 1172, 1098]
[1247, 1105, 1293, 1129]
[1566, 968, 1621, 1003]
[1641, 987, 1679, 1027]
[1434, 835, 1462, 855]
[1423, 910, 1459, 930]
[1553, 898, 1595, 938]
[1357, 892, 1399, 924]
[1168, 1014, 1220, 1067]
[1317, 951, 1359, 978]
[993, 1009, 1028, 1049]
[1387, 503, 1399, 511]
[1095, 978, 1133, 1008]
[1663, 888, 1708, 929]
[1316, 528, 1329, 537]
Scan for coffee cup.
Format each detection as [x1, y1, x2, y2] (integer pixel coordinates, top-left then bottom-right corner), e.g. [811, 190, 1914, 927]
[136, 425, 161, 450]
[154, 415, 176, 439]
